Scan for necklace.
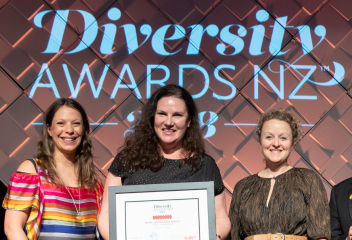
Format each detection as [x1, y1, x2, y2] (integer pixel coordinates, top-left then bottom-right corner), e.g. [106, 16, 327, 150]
[59, 178, 81, 220]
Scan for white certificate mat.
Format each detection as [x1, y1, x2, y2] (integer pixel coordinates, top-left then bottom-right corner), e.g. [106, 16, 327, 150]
[109, 182, 215, 240]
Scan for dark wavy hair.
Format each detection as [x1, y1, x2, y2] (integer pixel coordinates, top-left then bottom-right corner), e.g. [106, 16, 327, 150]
[36, 98, 97, 189]
[117, 84, 205, 172]
[256, 109, 302, 145]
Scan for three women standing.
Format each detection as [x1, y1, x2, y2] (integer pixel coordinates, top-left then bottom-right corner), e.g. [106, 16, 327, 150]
[3, 93, 331, 240]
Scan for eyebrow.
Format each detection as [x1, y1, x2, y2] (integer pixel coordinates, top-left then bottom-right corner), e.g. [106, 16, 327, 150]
[262, 132, 291, 136]
[54, 119, 82, 121]
[156, 109, 186, 114]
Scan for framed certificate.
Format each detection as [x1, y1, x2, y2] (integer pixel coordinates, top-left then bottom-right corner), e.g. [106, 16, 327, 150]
[109, 181, 215, 240]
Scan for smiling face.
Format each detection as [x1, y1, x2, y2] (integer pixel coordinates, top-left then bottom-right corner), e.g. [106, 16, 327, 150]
[47, 106, 83, 157]
[154, 96, 190, 154]
[260, 119, 293, 165]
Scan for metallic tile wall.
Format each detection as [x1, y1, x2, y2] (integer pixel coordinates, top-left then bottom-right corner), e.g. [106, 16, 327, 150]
[0, 0, 351, 204]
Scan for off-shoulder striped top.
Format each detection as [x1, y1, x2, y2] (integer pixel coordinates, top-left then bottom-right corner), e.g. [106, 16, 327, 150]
[2, 160, 103, 240]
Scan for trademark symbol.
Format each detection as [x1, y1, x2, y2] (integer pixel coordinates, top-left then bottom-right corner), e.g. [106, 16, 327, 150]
[320, 65, 329, 71]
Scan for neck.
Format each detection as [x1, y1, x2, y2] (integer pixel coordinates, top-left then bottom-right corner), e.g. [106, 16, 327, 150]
[265, 159, 289, 171]
[262, 161, 291, 178]
[53, 151, 77, 176]
[53, 150, 76, 166]
[54, 151, 80, 187]
[159, 143, 185, 159]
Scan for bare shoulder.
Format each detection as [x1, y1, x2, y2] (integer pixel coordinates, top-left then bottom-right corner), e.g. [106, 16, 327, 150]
[17, 160, 37, 174]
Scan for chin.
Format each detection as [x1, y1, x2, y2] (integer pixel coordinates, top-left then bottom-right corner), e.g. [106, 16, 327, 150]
[60, 147, 78, 154]
[160, 139, 182, 148]
[266, 158, 288, 165]
[161, 141, 177, 147]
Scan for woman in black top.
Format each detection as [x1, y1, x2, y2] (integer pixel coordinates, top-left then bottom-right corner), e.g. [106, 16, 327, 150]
[330, 177, 352, 240]
[98, 84, 230, 239]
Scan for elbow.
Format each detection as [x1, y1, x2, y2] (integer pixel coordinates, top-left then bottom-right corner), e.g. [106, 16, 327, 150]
[4, 224, 11, 239]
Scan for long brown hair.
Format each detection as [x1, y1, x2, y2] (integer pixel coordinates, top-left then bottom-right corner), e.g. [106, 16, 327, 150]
[36, 98, 97, 189]
[117, 84, 205, 172]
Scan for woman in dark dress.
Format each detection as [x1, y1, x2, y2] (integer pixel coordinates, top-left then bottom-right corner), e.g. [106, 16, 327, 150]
[98, 84, 230, 239]
[229, 109, 330, 240]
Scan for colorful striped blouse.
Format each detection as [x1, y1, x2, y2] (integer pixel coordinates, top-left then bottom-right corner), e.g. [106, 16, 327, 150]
[2, 161, 103, 240]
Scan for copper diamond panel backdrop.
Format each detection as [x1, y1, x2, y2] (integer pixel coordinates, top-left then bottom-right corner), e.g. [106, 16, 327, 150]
[0, 0, 351, 204]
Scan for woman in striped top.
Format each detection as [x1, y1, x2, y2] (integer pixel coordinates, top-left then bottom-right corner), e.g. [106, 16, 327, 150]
[3, 98, 103, 240]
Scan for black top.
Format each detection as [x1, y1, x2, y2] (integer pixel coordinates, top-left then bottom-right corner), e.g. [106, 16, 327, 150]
[229, 168, 330, 240]
[108, 153, 224, 195]
[330, 177, 352, 240]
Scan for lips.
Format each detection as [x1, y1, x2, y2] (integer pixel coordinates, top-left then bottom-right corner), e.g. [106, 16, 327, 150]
[162, 128, 176, 135]
[61, 137, 78, 143]
[270, 149, 282, 152]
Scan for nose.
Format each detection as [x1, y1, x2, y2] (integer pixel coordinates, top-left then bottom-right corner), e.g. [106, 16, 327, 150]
[164, 115, 173, 126]
[64, 123, 74, 134]
[273, 137, 280, 147]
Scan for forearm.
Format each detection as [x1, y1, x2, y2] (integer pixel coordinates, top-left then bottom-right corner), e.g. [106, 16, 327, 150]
[97, 211, 109, 240]
[215, 192, 231, 239]
[98, 172, 123, 240]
